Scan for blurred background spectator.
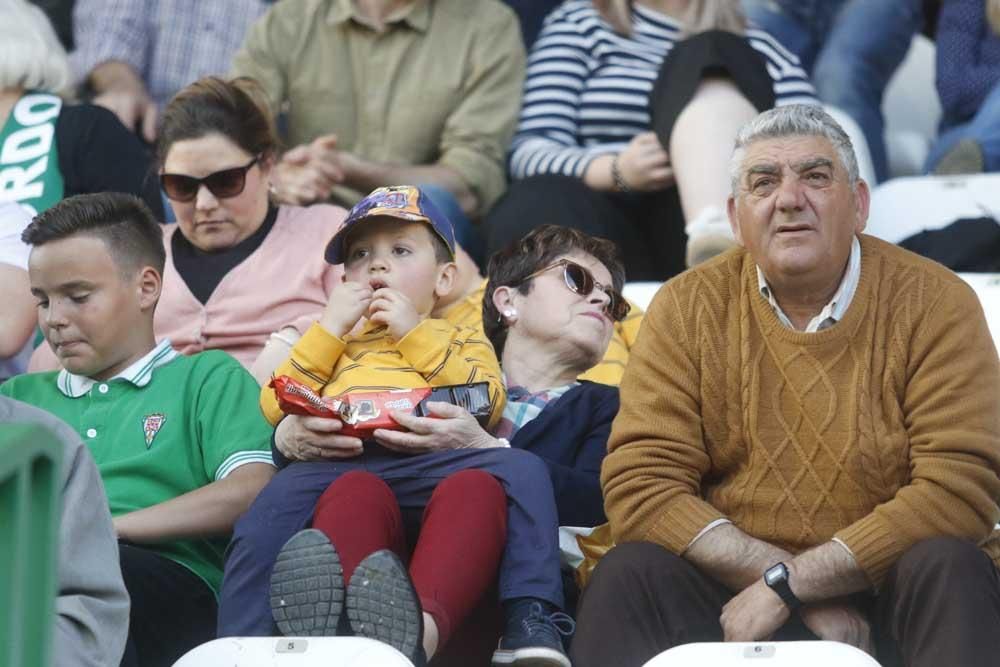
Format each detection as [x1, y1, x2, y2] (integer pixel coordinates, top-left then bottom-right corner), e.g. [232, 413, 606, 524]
[0, 0, 163, 217]
[925, 0, 1000, 174]
[230, 0, 525, 263]
[70, 0, 274, 142]
[484, 0, 815, 281]
[740, 0, 929, 183]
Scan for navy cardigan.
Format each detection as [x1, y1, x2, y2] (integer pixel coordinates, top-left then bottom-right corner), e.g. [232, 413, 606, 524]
[509, 381, 619, 528]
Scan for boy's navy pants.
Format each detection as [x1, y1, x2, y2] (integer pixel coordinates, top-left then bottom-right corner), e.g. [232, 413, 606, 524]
[217, 445, 564, 636]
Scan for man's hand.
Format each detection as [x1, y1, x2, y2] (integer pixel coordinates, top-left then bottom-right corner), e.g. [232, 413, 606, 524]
[720, 579, 790, 642]
[368, 288, 420, 340]
[271, 134, 344, 205]
[275, 414, 363, 460]
[799, 601, 873, 655]
[373, 402, 499, 454]
[88, 61, 158, 142]
[319, 281, 374, 338]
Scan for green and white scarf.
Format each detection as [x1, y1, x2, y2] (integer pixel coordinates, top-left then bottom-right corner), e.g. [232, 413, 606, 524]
[0, 92, 65, 215]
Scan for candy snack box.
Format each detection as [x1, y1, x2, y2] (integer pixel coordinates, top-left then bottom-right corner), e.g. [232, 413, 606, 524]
[270, 376, 492, 438]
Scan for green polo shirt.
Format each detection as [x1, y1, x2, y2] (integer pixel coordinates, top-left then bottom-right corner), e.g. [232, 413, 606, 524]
[0, 340, 274, 594]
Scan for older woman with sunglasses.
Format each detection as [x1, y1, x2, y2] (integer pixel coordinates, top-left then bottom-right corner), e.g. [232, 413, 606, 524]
[375, 224, 624, 558]
[28, 76, 347, 379]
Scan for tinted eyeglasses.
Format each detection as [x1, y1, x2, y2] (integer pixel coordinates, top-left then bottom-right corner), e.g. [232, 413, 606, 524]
[515, 259, 630, 322]
[160, 156, 260, 203]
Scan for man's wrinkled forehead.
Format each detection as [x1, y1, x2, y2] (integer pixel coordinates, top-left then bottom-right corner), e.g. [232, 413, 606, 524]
[740, 135, 841, 179]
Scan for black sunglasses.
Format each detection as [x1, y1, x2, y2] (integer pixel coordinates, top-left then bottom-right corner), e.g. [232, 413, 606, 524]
[515, 259, 630, 322]
[160, 156, 260, 203]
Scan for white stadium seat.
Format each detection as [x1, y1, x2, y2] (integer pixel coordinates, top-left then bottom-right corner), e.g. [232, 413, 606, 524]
[172, 636, 415, 667]
[642, 641, 882, 667]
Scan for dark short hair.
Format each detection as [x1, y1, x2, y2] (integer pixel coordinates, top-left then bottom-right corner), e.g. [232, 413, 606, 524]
[22, 192, 165, 275]
[157, 76, 279, 167]
[483, 225, 626, 357]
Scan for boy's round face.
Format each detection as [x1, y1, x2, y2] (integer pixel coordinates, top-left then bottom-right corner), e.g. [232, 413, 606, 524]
[342, 218, 451, 317]
[28, 235, 149, 380]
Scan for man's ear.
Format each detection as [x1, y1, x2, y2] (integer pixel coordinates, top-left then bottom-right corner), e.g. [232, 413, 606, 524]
[852, 178, 871, 234]
[727, 195, 745, 247]
[136, 266, 162, 312]
[434, 261, 458, 300]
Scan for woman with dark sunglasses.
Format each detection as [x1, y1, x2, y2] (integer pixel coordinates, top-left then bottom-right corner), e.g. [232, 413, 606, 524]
[30, 76, 349, 379]
[151, 76, 348, 382]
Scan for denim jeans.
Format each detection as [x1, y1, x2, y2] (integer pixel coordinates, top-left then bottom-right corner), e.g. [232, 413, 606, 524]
[743, 0, 924, 182]
[925, 80, 1000, 173]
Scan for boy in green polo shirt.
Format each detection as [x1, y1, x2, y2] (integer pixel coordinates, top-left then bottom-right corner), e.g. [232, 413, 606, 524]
[0, 192, 275, 667]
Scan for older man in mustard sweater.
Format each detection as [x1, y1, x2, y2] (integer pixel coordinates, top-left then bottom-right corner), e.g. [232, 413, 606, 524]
[571, 105, 1000, 667]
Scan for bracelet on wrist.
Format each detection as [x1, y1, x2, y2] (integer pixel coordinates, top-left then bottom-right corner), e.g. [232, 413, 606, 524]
[611, 155, 631, 193]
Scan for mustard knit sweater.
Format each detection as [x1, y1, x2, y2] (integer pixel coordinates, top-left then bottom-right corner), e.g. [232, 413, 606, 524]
[603, 235, 1000, 585]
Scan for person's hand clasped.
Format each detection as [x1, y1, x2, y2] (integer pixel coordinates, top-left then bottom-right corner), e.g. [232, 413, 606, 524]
[373, 402, 499, 454]
[720, 579, 790, 643]
[319, 281, 374, 338]
[616, 131, 674, 192]
[799, 601, 873, 655]
[275, 414, 363, 461]
[272, 134, 344, 205]
[368, 287, 420, 340]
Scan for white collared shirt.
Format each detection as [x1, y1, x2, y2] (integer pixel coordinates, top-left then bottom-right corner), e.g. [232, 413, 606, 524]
[56, 339, 178, 398]
[757, 236, 862, 333]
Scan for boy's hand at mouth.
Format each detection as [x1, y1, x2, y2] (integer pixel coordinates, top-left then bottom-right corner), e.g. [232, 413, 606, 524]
[368, 287, 420, 340]
[320, 281, 374, 338]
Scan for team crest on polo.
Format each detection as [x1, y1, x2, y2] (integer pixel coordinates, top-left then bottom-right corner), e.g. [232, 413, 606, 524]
[142, 413, 166, 448]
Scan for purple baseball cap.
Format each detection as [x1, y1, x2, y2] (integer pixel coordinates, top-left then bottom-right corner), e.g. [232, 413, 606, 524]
[324, 185, 457, 265]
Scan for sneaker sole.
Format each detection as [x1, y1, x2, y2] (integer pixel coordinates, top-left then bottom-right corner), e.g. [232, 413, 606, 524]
[492, 646, 572, 667]
[347, 549, 423, 662]
[270, 529, 344, 636]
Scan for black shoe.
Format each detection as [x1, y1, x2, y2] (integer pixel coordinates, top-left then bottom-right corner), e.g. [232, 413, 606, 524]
[347, 549, 426, 666]
[492, 599, 575, 667]
[269, 529, 344, 636]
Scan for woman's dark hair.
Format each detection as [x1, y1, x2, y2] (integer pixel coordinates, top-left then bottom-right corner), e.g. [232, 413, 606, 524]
[22, 192, 165, 275]
[156, 76, 279, 166]
[483, 225, 626, 358]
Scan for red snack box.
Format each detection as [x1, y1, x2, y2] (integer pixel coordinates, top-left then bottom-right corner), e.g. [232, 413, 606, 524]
[269, 376, 493, 439]
[270, 376, 432, 438]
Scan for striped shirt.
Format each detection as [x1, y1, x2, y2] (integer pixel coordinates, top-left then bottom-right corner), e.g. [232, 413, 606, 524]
[509, 0, 817, 179]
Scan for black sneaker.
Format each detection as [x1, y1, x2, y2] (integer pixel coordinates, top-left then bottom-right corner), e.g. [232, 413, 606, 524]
[346, 549, 426, 666]
[269, 528, 345, 636]
[492, 599, 575, 667]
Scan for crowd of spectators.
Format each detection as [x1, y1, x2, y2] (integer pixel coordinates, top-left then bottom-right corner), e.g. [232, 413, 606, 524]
[2, 0, 1000, 666]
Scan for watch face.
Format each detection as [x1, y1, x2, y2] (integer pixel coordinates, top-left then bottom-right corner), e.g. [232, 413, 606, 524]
[765, 564, 786, 585]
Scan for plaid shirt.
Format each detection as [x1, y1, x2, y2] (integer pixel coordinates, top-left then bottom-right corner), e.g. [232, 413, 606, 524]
[493, 383, 578, 441]
[71, 0, 273, 108]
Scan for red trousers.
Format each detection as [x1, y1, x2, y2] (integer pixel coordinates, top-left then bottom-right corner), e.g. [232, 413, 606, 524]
[311, 469, 507, 647]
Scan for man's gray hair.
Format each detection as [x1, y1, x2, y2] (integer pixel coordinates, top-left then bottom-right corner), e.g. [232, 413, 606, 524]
[729, 105, 860, 194]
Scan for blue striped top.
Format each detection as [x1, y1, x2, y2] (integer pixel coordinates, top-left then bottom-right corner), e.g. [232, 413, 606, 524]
[509, 0, 818, 179]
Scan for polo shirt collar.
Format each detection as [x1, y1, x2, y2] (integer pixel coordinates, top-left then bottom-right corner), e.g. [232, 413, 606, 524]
[56, 339, 178, 398]
[756, 235, 862, 332]
[328, 0, 430, 32]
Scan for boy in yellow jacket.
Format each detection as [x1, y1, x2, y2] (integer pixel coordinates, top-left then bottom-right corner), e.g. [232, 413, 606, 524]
[219, 187, 573, 667]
